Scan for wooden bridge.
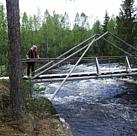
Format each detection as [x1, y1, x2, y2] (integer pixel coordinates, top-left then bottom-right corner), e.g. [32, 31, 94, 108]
[1, 31, 137, 100]
[28, 68, 137, 83]
[22, 32, 137, 81]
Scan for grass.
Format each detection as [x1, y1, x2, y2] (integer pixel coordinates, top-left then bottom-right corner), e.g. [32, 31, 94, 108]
[0, 65, 7, 76]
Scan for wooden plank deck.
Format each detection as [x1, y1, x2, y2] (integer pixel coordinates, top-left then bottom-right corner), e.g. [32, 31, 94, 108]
[1, 68, 137, 82]
[32, 72, 137, 83]
[0, 77, 9, 80]
[31, 68, 137, 82]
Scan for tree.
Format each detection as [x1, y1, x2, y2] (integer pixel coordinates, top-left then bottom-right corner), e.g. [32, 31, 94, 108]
[6, 0, 24, 116]
[73, 12, 80, 28]
[116, 0, 137, 53]
[80, 12, 89, 29]
[102, 10, 110, 33]
[91, 20, 102, 56]
[73, 12, 90, 47]
[21, 12, 31, 56]
[45, 13, 57, 57]
[0, 4, 8, 67]
[39, 10, 49, 57]
[107, 16, 118, 55]
[101, 10, 110, 56]
[61, 12, 71, 29]
[92, 20, 102, 35]
[133, 19, 137, 48]
[31, 9, 42, 46]
[107, 16, 116, 33]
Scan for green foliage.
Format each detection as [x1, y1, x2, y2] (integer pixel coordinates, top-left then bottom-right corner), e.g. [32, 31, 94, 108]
[0, 4, 8, 71]
[116, 0, 137, 54]
[107, 16, 117, 33]
[0, 65, 7, 76]
[92, 20, 102, 35]
[2, 1, 136, 63]
[23, 81, 57, 115]
[25, 97, 57, 115]
[107, 17, 117, 55]
[102, 10, 110, 33]
[23, 80, 32, 97]
[0, 79, 57, 116]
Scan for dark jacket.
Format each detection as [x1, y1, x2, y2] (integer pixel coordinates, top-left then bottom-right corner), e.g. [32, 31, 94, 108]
[27, 48, 38, 58]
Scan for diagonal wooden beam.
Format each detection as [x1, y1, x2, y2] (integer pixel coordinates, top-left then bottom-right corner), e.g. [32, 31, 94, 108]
[108, 31, 137, 52]
[35, 34, 96, 74]
[33, 32, 109, 79]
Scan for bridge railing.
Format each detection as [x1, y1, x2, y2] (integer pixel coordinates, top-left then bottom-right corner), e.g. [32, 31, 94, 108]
[21, 55, 137, 76]
[0, 55, 137, 77]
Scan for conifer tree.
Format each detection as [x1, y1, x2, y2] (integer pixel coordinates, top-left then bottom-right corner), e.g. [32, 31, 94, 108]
[101, 11, 110, 56]
[6, 0, 24, 116]
[116, 0, 137, 53]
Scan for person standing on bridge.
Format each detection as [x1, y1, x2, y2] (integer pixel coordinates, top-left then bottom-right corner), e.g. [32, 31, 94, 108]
[26, 45, 39, 77]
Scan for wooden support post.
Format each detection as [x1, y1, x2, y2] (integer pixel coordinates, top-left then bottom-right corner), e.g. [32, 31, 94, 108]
[50, 38, 96, 100]
[35, 35, 96, 74]
[99, 36, 132, 56]
[33, 32, 109, 79]
[108, 32, 137, 52]
[125, 56, 131, 72]
[95, 57, 100, 75]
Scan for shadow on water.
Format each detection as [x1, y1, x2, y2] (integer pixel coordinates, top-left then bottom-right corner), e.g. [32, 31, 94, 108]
[37, 63, 137, 136]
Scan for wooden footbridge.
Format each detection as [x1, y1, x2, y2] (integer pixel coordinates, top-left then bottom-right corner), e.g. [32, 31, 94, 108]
[1, 31, 137, 100]
[29, 68, 137, 82]
[22, 31, 137, 99]
[22, 31, 137, 82]
[31, 31, 137, 99]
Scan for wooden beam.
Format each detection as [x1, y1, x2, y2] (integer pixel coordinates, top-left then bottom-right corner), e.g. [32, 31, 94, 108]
[33, 32, 109, 79]
[35, 34, 96, 74]
[95, 57, 100, 75]
[125, 56, 131, 72]
[31, 72, 137, 83]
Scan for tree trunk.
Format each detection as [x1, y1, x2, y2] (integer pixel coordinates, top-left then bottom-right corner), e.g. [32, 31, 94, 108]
[6, 0, 24, 115]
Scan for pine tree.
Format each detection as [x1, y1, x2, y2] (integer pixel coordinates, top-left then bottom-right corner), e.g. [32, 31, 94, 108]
[91, 20, 102, 56]
[102, 10, 110, 33]
[116, 0, 137, 53]
[6, 0, 24, 116]
[101, 11, 110, 56]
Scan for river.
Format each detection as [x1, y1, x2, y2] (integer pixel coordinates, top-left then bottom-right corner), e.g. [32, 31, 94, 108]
[36, 63, 137, 136]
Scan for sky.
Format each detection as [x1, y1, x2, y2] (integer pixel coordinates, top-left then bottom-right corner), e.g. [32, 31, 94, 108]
[0, 0, 137, 25]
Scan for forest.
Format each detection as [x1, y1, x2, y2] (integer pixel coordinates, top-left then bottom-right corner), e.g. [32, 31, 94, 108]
[0, 0, 137, 66]
[0, 1, 137, 135]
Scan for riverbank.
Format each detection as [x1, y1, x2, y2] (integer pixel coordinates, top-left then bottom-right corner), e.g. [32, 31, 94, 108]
[0, 80, 72, 136]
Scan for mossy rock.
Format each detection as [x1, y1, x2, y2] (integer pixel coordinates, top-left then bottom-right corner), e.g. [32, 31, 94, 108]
[25, 97, 57, 116]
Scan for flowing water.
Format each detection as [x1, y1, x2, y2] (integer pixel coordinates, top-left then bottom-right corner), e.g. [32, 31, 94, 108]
[36, 63, 137, 136]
